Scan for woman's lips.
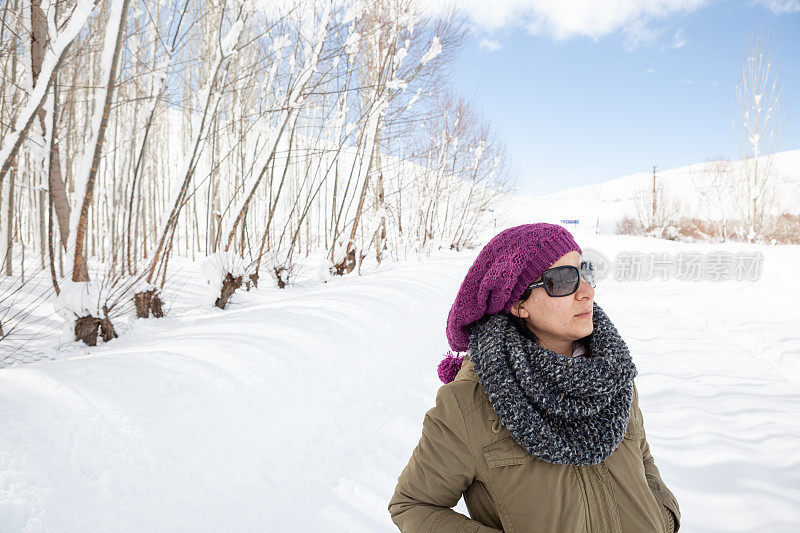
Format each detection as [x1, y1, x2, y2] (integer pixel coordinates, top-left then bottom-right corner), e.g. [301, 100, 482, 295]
[575, 310, 592, 318]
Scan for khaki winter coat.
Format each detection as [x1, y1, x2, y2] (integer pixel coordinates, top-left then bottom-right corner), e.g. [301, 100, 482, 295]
[389, 356, 681, 532]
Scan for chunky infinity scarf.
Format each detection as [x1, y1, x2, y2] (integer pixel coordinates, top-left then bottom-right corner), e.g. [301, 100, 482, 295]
[467, 301, 638, 466]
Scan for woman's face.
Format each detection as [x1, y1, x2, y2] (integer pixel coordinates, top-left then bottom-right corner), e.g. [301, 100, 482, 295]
[511, 251, 595, 353]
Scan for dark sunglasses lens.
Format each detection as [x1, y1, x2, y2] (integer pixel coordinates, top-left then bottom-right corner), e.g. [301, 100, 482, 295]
[544, 266, 579, 296]
[580, 259, 597, 287]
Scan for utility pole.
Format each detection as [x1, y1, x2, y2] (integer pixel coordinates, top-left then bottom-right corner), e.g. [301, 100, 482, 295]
[651, 165, 658, 224]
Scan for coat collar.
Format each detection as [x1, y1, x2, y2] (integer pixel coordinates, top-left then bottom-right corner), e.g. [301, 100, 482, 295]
[455, 340, 588, 384]
[454, 355, 479, 382]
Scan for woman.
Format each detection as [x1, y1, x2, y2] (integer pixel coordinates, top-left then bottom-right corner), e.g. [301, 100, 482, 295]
[388, 223, 681, 532]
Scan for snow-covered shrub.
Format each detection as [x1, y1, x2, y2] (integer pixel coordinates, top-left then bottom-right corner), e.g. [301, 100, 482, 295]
[53, 280, 117, 346]
[616, 216, 642, 236]
[130, 280, 164, 319]
[259, 249, 299, 289]
[764, 212, 800, 244]
[200, 251, 252, 309]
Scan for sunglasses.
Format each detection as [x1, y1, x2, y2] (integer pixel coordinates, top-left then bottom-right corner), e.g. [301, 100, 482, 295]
[523, 259, 598, 298]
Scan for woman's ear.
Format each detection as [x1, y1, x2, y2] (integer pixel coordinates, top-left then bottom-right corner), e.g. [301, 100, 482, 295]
[511, 300, 528, 319]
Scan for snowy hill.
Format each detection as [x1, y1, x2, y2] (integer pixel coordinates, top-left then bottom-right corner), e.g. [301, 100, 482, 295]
[494, 149, 800, 235]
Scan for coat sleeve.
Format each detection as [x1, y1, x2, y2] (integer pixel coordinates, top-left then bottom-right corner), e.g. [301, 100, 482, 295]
[633, 383, 682, 532]
[388, 384, 502, 532]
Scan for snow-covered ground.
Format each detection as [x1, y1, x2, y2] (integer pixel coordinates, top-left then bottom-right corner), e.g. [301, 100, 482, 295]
[1, 224, 799, 532]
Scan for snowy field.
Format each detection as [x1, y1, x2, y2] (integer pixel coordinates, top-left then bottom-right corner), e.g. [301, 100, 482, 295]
[1, 229, 799, 532]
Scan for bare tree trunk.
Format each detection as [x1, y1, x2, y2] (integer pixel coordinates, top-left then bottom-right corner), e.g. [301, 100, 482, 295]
[48, 85, 61, 295]
[344, 118, 381, 269]
[71, 0, 131, 282]
[372, 136, 386, 263]
[4, 11, 18, 276]
[5, 160, 14, 276]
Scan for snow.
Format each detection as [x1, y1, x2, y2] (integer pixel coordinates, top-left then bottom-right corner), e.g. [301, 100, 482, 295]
[749, 132, 761, 150]
[220, 18, 244, 57]
[52, 280, 102, 319]
[386, 78, 407, 91]
[473, 139, 485, 162]
[420, 35, 442, 65]
[345, 31, 360, 56]
[394, 44, 408, 66]
[342, 0, 363, 25]
[270, 33, 291, 53]
[199, 250, 253, 305]
[406, 87, 422, 108]
[1, 225, 799, 530]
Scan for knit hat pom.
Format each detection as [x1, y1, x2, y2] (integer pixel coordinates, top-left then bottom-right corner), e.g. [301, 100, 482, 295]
[438, 350, 465, 384]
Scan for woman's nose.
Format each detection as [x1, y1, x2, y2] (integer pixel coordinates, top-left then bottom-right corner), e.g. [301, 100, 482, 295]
[576, 277, 594, 298]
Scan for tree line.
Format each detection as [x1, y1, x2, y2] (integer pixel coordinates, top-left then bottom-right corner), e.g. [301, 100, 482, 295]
[0, 0, 515, 348]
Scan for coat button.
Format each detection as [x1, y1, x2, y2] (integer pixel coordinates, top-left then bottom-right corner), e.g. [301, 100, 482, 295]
[492, 419, 502, 433]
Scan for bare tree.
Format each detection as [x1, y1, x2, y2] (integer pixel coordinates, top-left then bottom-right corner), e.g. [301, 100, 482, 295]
[67, 0, 131, 283]
[733, 32, 784, 242]
[633, 180, 682, 239]
[697, 158, 734, 242]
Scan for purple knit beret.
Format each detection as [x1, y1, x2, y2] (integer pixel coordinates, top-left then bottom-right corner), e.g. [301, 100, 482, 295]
[445, 223, 582, 353]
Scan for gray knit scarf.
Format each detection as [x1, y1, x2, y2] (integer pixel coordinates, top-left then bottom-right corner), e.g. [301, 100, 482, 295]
[468, 301, 638, 466]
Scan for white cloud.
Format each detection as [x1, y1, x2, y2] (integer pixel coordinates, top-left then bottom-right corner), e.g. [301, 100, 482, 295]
[479, 37, 503, 51]
[754, 0, 800, 13]
[672, 27, 687, 48]
[621, 18, 664, 52]
[420, 0, 708, 50]
[681, 79, 694, 85]
[645, 67, 656, 74]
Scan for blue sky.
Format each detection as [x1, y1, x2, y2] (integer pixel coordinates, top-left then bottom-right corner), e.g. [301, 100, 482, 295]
[442, 1, 800, 196]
